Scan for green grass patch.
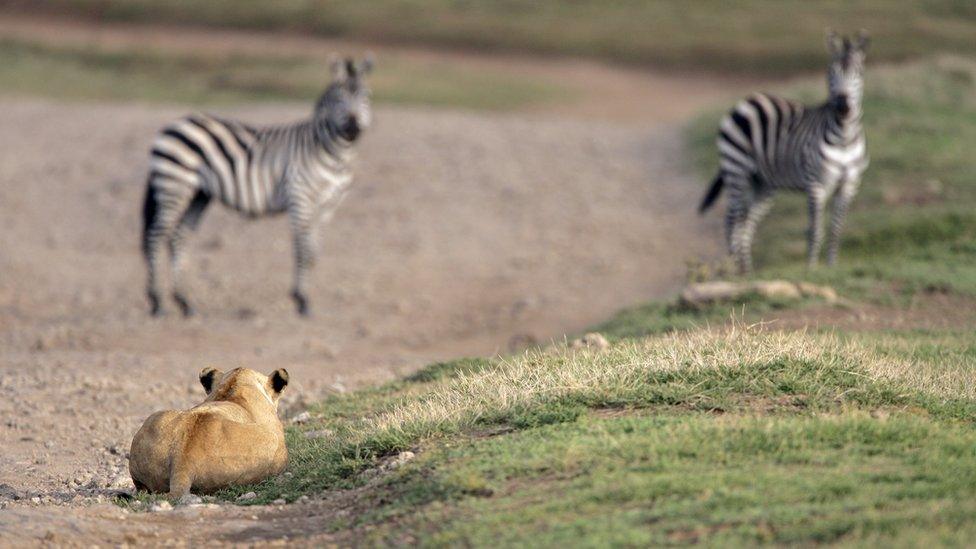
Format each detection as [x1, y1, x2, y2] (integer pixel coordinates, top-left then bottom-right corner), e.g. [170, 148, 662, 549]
[359, 413, 976, 546]
[18, 1, 976, 75]
[0, 38, 571, 109]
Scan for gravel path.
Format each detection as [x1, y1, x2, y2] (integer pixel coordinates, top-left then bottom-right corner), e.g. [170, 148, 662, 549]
[0, 99, 719, 544]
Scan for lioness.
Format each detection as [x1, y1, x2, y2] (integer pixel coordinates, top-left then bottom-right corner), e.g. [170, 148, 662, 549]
[129, 367, 289, 497]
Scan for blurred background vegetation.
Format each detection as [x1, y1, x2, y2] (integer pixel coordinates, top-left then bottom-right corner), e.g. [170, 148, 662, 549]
[0, 1, 973, 109]
[5, 0, 976, 74]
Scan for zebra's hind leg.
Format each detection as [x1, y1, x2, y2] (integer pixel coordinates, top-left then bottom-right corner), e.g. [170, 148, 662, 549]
[826, 181, 859, 266]
[806, 188, 828, 268]
[724, 178, 752, 274]
[737, 191, 774, 274]
[170, 190, 212, 317]
[142, 184, 166, 316]
[143, 182, 192, 316]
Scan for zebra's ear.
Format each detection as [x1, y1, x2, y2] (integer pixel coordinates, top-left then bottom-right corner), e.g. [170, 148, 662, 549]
[330, 54, 348, 81]
[855, 29, 870, 52]
[825, 29, 843, 55]
[359, 52, 375, 75]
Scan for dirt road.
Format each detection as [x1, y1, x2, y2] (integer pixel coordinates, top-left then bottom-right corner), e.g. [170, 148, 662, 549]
[0, 20, 735, 545]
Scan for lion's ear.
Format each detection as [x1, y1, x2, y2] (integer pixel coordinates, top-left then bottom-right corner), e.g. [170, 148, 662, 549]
[270, 369, 289, 394]
[199, 367, 222, 394]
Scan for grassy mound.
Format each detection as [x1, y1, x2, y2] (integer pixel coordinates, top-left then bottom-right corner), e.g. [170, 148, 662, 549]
[212, 327, 976, 546]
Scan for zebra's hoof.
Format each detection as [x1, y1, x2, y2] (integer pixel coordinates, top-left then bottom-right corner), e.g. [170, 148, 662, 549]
[148, 295, 163, 317]
[173, 294, 195, 318]
[291, 291, 310, 317]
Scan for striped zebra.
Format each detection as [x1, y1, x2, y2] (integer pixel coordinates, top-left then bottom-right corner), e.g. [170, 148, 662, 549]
[699, 31, 869, 273]
[142, 55, 373, 317]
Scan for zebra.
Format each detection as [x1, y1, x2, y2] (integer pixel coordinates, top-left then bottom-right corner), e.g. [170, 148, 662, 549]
[141, 55, 373, 317]
[699, 31, 869, 273]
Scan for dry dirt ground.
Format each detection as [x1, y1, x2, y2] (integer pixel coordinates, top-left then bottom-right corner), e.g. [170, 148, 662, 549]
[0, 85, 726, 543]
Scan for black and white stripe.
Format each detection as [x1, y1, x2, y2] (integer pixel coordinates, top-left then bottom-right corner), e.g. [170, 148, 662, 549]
[142, 55, 373, 316]
[699, 31, 869, 273]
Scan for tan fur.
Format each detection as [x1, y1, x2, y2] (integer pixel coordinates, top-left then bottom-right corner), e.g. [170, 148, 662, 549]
[129, 367, 290, 497]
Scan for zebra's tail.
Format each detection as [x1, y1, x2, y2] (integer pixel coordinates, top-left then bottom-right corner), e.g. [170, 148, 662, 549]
[698, 171, 724, 214]
[141, 179, 160, 257]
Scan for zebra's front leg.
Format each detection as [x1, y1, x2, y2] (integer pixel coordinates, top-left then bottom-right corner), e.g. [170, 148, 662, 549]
[826, 181, 859, 266]
[806, 188, 828, 268]
[288, 207, 319, 317]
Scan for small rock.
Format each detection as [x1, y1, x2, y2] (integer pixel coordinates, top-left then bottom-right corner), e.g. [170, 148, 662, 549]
[387, 451, 416, 469]
[177, 494, 203, 506]
[108, 472, 133, 491]
[507, 333, 538, 352]
[795, 282, 838, 302]
[30, 496, 41, 505]
[150, 501, 172, 512]
[0, 483, 22, 501]
[298, 495, 309, 504]
[235, 308, 257, 320]
[237, 491, 257, 502]
[290, 412, 312, 424]
[330, 378, 347, 394]
[570, 332, 609, 350]
[272, 498, 286, 505]
[680, 280, 838, 307]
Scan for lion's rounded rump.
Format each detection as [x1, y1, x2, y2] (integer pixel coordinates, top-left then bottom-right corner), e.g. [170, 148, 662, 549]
[129, 367, 290, 497]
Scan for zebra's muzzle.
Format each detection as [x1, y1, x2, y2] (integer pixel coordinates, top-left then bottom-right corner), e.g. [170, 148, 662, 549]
[835, 94, 851, 117]
[340, 118, 361, 141]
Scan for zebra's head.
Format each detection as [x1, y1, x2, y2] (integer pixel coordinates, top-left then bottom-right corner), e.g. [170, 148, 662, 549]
[826, 30, 868, 119]
[316, 54, 374, 143]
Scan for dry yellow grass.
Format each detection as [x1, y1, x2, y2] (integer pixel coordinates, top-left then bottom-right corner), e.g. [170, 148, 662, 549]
[364, 325, 970, 441]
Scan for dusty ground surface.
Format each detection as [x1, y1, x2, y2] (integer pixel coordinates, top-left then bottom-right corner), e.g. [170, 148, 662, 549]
[0, 91, 721, 543]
